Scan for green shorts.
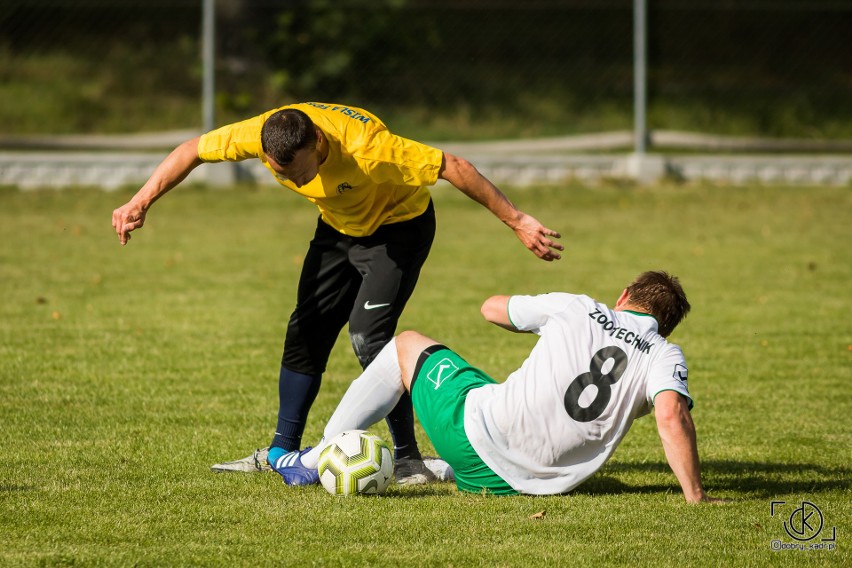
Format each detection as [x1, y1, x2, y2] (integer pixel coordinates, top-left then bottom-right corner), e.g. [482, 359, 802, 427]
[411, 345, 517, 495]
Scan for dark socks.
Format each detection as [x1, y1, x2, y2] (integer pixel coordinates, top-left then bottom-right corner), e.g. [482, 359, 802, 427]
[271, 366, 322, 452]
[384, 391, 421, 460]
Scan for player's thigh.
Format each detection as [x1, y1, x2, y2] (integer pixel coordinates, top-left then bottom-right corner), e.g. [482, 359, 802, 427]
[294, 221, 360, 311]
[356, 199, 435, 302]
[411, 347, 515, 494]
[344, 252, 404, 368]
[346, 207, 435, 366]
[283, 221, 360, 373]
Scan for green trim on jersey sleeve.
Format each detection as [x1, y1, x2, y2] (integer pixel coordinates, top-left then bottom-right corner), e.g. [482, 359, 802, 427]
[652, 389, 694, 410]
[507, 296, 519, 330]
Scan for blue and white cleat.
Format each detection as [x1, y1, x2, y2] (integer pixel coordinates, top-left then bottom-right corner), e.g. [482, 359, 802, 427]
[271, 447, 320, 486]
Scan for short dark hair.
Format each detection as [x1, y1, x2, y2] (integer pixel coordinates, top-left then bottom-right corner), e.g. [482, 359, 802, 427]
[625, 271, 690, 337]
[261, 109, 318, 166]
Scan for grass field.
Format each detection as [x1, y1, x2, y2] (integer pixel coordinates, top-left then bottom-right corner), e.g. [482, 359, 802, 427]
[0, 181, 849, 566]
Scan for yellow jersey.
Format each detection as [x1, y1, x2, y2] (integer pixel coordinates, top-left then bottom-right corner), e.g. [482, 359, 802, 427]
[196, 102, 443, 236]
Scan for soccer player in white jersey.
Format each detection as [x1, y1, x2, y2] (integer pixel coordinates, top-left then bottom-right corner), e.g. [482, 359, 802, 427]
[276, 271, 728, 503]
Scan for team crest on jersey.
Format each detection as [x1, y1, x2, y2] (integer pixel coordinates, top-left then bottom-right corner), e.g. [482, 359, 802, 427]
[426, 358, 458, 390]
[337, 182, 353, 194]
[673, 363, 688, 384]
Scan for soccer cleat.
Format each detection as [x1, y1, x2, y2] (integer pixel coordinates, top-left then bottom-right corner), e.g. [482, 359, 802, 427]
[272, 447, 320, 486]
[395, 456, 455, 484]
[210, 447, 272, 473]
[394, 456, 439, 485]
[423, 457, 455, 482]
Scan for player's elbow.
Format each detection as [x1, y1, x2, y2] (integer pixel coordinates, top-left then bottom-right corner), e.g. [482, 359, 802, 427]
[654, 403, 680, 425]
[653, 392, 693, 429]
[440, 152, 476, 182]
[480, 295, 513, 326]
[480, 296, 499, 322]
[179, 136, 205, 168]
[445, 152, 471, 170]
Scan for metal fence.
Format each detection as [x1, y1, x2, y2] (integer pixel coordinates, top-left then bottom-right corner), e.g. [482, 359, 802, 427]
[4, 0, 852, 139]
[2, 0, 852, 187]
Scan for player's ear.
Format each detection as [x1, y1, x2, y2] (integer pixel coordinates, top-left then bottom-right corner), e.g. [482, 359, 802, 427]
[615, 289, 630, 309]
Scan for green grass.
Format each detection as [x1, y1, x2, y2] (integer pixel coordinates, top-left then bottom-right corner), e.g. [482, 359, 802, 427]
[0, 182, 850, 566]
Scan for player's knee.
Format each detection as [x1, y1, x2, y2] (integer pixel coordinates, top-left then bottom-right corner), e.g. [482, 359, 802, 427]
[396, 329, 425, 345]
[349, 331, 374, 369]
[396, 330, 440, 356]
[396, 330, 418, 341]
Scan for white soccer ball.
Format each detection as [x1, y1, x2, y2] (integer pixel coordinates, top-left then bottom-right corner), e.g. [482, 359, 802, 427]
[317, 430, 394, 496]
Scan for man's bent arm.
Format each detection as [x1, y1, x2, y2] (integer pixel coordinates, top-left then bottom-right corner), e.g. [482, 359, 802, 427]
[438, 152, 563, 261]
[654, 390, 725, 503]
[480, 295, 528, 333]
[112, 136, 204, 245]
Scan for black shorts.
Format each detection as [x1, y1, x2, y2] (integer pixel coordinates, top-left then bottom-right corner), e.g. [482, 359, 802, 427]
[282, 201, 436, 374]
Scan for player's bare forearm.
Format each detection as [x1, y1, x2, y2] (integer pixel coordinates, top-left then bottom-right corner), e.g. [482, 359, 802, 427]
[654, 391, 724, 504]
[480, 295, 517, 331]
[112, 137, 203, 245]
[134, 137, 203, 209]
[438, 153, 518, 223]
[438, 152, 563, 261]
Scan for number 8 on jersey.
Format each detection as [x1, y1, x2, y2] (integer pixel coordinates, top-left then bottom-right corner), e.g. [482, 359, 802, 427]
[564, 346, 628, 422]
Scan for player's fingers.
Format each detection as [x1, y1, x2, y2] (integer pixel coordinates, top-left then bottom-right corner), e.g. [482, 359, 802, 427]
[113, 209, 135, 237]
[538, 236, 563, 257]
[113, 215, 128, 243]
[538, 228, 564, 252]
[112, 210, 123, 234]
[534, 242, 560, 261]
[542, 237, 564, 252]
[120, 221, 139, 245]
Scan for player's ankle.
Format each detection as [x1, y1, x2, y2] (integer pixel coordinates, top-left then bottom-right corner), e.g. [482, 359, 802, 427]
[267, 446, 288, 466]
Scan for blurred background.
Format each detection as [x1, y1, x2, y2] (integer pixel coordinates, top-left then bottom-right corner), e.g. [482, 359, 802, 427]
[2, 0, 851, 186]
[4, 0, 852, 140]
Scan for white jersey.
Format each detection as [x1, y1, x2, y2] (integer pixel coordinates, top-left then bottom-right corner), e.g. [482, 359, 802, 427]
[463, 293, 691, 495]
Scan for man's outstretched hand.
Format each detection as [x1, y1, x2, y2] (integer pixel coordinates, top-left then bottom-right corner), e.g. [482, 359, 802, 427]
[112, 201, 147, 245]
[514, 213, 563, 261]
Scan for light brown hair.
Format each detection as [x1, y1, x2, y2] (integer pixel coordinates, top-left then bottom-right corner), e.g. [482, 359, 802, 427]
[626, 271, 690, 337]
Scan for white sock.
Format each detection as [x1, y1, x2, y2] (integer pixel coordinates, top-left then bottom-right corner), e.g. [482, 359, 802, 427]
[301, 339, 404, 468]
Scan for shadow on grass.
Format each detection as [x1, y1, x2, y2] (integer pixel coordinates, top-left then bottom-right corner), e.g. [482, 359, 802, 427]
[574, 461, 851, 498]
[386, 461, 851, 499]
[0, 485, 36, 492]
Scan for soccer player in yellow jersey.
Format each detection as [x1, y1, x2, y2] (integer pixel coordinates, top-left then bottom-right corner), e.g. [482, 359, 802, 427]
[112, 102, 563, 484]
